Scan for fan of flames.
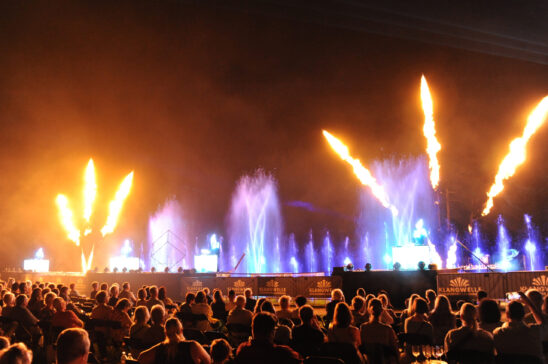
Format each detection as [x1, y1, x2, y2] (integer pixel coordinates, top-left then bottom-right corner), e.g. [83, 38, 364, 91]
[56, 159, 134, 273]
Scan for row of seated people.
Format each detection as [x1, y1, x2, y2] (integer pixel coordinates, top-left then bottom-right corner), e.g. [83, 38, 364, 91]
[0, 277, 548, 363]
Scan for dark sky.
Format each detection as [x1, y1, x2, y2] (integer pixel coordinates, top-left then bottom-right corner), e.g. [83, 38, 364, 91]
[0, 1, 547, 269]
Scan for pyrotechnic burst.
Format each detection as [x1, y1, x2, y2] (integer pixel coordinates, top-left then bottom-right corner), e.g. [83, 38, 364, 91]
[482, 96, 548, 216]
[56, 158, 134, 272]
[323, 130, 398, 216]
[421, 75, 441, 190]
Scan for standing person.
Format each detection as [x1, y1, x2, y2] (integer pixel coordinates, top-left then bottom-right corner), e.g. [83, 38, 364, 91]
[235, 312, 301, 364]
[493, 292, 547, 362]
[138, 317, 211, 364]
[55, 328, 90, 364]
[445, 303, 494, 355]
[244, 289, 256, 312]
[118, 282, 137, 304]
[327, 302, 361, 349]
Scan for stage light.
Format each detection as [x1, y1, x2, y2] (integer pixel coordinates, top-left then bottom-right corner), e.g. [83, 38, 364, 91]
[365, 263, 372, 271]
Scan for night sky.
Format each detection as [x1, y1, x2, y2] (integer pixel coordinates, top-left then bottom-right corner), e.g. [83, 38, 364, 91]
[1, 1, 547, 270]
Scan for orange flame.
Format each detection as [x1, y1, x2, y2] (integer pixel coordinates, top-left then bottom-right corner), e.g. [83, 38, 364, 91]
[101, 171, 134, 236]
[83, 159, 97, 224]
[482, 96, 548, 216]
[323, 130, 398, 216]
[421, 75, 441, 190]
[55, 194, 80, 245]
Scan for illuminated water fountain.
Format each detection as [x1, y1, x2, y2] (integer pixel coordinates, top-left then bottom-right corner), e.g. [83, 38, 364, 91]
[225, 170, 283, 274]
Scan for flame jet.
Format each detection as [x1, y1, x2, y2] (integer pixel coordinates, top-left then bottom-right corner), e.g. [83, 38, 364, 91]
[421, 75, 441, 190]
[482, 96, 548, 216]
[101, 171, 134, 236]
[323, 130, 398, 216]
[55, 159, 134, 272]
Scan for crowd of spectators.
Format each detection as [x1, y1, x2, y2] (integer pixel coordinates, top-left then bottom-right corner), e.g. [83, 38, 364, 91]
[0, 278, 544, 363]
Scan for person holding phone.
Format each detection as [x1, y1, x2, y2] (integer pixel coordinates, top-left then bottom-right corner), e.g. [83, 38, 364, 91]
[493, 291, 547, 362]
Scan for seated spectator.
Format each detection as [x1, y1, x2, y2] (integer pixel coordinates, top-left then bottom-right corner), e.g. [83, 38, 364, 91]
[227, 296, 253, 346]
[52, 297, 84, 329]
[291, 296, 307, 320]
[90, 290, 113, 336]
[89, 281, 99, 300]
[99, 282, 108, 292]
[68, 283, 80, 298]
[404, 297, 433, 341]
[253, 298, 267, 314]
[1, 293, 14, 317]
[524, 289, 546, 324]
[494, 293, 547, 362]
[276, 295, 293, 321]
[378, 293, 395, 325]
[38, 292, 56, 321]
[476, 290, 488, 304]
[211, 289, 227, 322]
[191, 290, 214, 332]
[428, 295, 456, 345]
[7, 294, 40, 337]
[327, 302, 361, 349]
[225, 290, 236, 312]
[56, 328, 90, 364]
[135, 288, 147, 307]
[0, 337, 8, 351]
[260, 301, 292, 345]
[138, 317, 211, 364]
[110, 298, 132, 343]
[204, 288, 214, 305]
[244, 289, 256, 312]
[478, 299, 502, 333]
[325, 289, 344, 324]
[130, 305, 150, 342]
[351, 296, 368, 328]
[360, 299, 398, 362]
[27, 288, 44, 317]
[291, 305, 326, 358]
[0, 342, 32, 364]
[445, 303, 494, 356]
[107, 284, 119, 307]
[399, 293, 420, 324]
[158, 286, 173, 307]
[145, 286, 164, 311]
[425, 289, 437, 311]
[143, 304, 166, 347]
[118, 282, 137, 304]
[356, 288, 366, 298]
[211, 338, 233, 364]
[235, 312, 301, 364]
[59, 286, 71, 303]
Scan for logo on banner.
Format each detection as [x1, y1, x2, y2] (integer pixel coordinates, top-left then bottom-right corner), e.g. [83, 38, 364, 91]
[259, 279, 286, 295]
[439, 276, 482, 295]
[520, 275, 548, 293]
[231, 279, 248, 294]
[234, 280, 246, 288]
[309, 279, 332, 297]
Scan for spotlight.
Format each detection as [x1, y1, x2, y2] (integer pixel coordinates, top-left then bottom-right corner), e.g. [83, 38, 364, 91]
[150, 267, 156, 273]
[113, 267, 119, 273]
[417, 261, 426, 270]
[122, 267, 127, 273]
[365, 263, 372, 271]
[393, 262, 401, 271]
[164, 267, 169, 273]
[427, 263, 437, 270]
[177, 267, 183, 273]
[345, 263, 354, 271]
[103, 267, 110, 273]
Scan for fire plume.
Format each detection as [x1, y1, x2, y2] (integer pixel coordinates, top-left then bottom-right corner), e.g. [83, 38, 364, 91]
[323, 130, 398, 216]
[101, 171, 134, 236]
[55, 159, 134, 272]
[482, 96, 548, 216]
[421, 75, 441, 190]
[55, 194, 80, 245]
[83, 159, 97, 224]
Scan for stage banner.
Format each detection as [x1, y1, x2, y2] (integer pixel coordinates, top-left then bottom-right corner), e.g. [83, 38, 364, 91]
[257, 277, 295, 297]
[294, 276, 342, 298]
[506, 271, 548, 295]
[180, 276, 217, 296]
[214, 277, 257, 296]
[437, 273, 504, 300]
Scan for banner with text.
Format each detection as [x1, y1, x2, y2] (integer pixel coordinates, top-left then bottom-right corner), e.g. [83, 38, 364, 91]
[437, 273, 504, 300]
